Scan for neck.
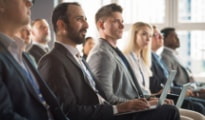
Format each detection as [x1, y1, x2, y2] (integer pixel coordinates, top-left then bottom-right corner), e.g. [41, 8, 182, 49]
[33, 39, 47, 45]
[166, 46, 176, 51]
[0, 23, 20, 38]
[100, 34, 118, 48]
[134, 48, 141, 57]
[56, 35, 77, 47]
[152, 47, 158, 52]
[106, 38, 117, 48]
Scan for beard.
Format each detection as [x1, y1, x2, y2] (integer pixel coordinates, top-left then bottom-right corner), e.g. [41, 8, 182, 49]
[65, 23, 86, 45]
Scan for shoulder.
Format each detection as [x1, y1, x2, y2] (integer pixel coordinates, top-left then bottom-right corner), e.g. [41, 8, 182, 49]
[88, 41, 114, 61]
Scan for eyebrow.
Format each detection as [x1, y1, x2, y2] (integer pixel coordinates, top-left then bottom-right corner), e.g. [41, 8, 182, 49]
[74, 16, 87, 20]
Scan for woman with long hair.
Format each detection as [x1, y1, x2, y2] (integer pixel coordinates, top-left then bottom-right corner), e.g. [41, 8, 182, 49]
[123, 22, 153, 96]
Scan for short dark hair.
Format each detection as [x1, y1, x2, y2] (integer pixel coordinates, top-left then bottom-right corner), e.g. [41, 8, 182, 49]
[160, 27, 175, 39]
[52, 2, 80, 33]
[95, 3, 122, 24]
[83, 37, 93, 46]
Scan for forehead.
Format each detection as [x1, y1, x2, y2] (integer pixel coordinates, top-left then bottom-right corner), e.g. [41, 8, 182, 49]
[67, 5, 85, 17]
[138, 26, 152, 32]
[168, 31, 177, 36]
[107, 12, 122, 19]
[34, 20, 48, 27]
[153, 28, 159, 32]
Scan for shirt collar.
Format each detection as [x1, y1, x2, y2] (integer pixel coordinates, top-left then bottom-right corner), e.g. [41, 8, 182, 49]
[164, 46, 178, 55]
[0, 32, 14, 48]
[56, 41, 80, 57]
[33, 41, 49, 50]
[0, 32, 25, 52]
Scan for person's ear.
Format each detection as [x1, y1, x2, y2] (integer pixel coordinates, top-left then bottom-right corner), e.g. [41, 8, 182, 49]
[56, 19, 67, 34]
[97, 19, 105, 30]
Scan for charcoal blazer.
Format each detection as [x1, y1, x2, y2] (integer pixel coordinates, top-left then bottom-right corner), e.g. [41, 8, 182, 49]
[28, 44, 47, 63]
[0, 40, 67, 120]
[38, 43, 113, 120]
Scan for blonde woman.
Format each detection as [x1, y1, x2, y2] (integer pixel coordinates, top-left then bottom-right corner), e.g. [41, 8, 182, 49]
[123, 22, 153, 96]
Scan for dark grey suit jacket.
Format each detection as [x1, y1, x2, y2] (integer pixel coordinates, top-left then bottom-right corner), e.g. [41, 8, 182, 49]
[161, 47, 190, 86]
[87, 39, 141, 104]
[0, 40, 67, 120]
[28, 44, 47, 63]
[38, 43, 114, 120]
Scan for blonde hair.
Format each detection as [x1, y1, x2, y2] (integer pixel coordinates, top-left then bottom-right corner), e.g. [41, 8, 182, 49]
[123, 22, 153, 69]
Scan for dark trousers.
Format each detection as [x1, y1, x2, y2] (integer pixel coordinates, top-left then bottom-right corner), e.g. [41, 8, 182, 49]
[182, 97, 205, 115]
[167, 94, 205, 115]
[115, 104, 180, 120]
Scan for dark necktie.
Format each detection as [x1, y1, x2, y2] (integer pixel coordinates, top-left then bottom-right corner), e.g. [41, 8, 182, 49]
[44, 47, 49, 52]
[22, 64, 48, 106]
[76, 53, 97, 92]
[76, 53, 106, 104]
[114, 47, 144, 98]
[153, 53, 169, 78]
[22, 55, 54, 119]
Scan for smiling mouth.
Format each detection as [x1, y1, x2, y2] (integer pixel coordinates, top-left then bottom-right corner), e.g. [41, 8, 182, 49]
[81, 30, 87, 35]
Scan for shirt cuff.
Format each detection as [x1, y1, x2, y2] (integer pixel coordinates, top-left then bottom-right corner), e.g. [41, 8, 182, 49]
[113, 105, 118, 114]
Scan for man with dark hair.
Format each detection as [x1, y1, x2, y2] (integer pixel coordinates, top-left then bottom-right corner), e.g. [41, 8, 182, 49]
[39, 2, 180, 120]
[0, 0, 68, 120]
[160, 27, 193, 86]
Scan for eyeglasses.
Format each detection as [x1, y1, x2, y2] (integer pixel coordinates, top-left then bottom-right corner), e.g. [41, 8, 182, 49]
[27, 0, 35, 4]
[153, 33, 163, 38]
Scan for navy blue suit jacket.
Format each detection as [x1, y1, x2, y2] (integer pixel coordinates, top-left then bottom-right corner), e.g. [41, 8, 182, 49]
[150, 53, 167, 93]
[0, 40, 67, 120]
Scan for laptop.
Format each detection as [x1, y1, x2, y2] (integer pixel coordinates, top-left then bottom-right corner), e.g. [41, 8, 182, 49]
[115, 70, 177, 116]
[175, 83, 192, 108]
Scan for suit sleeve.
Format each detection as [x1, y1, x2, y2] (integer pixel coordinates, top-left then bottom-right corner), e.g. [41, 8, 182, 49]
[87, 50, 128, 104]
[38, 55, 114, 120]
[0, 61, 27, 120]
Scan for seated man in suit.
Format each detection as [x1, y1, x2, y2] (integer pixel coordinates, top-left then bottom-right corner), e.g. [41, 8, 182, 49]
[161, 27, 205, 97]
[28, 18, 51, 63]
[150, 25, 178, 94]
[0, 0, 68, 120]
[38, 2, 180, 120]
[160, 27, 194, 86]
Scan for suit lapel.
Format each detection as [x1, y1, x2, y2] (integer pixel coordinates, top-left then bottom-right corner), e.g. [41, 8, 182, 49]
[23, 53, 68, 118]
[100, 39, 139, 94]
[33, 45, 47, 54]
[2, 50, 42, 103]
[55, 43, 97, 90]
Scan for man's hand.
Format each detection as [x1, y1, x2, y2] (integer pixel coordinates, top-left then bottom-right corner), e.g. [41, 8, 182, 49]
[186, 89, 194, 96]
[116, 98, 150, 113]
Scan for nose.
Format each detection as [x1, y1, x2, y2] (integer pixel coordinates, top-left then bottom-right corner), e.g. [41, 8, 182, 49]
[159, 33, 163, 39]
[119, 22, 124, 29]
[26, 0, 33, 8]
[44, 27, 49, 32]
[84, 20, 89, 29]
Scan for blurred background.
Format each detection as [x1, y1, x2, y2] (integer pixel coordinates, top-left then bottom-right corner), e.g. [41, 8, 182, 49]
[32, 0, 205, 82]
